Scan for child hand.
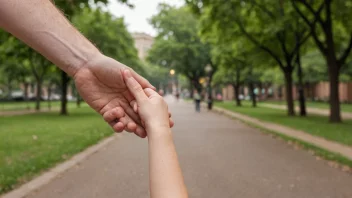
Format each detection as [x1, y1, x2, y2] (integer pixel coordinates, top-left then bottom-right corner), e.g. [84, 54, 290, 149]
[123, 69, 173, 132]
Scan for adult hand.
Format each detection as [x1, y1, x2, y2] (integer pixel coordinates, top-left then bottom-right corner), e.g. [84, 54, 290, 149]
[74, 54, 156, 138]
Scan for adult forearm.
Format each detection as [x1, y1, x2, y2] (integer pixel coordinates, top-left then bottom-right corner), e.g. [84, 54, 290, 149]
[148, 129, 188, 198]
[0, 0, 100, 76]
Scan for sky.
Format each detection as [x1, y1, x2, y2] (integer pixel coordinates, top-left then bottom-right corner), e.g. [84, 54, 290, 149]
[107, 0, 184, 36]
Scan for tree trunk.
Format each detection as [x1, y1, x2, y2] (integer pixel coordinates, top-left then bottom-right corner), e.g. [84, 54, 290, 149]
[24, 83, 30, 110]
[249, 82, 256, 107]
[232, 84, 241, 106]
[76, 95, 81, 108]
[35, 79, 42, 111]
[47, 85, 52, 110]
[327, 58, 341, 122]
[189, 79, 194, 98]
[284, 71, 295, 116]
[7, 79, 12, 100]
[208, 73, 213, 101]
[296, 47, 307, 116]
[60, 71, 69, 115]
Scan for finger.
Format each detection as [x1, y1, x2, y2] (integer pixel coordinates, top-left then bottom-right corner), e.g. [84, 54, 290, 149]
[120, 101, 142, 126]
[112, 122, 125, 133]
[103, 107, 125, 123]
[169, 118, 174, 128]
[144, 88, 159, 98]
[118, 117, 129, 129]
[135, 126, 147, 138]
[130, 100, 138, 113]
[123, 69, 148, 102]
[131, 69, 155, 90]
[126, 122, 137, 132]
[123, 90, 135, 103]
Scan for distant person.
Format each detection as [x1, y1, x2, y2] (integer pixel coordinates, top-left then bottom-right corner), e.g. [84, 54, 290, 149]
[175, 92, 180, 101]
[194, 90, 201, 112]
[122, 70, 188, 198]
[0, 0, 173, 138]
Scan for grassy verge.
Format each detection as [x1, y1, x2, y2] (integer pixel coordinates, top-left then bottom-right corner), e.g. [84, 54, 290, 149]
[0, 101, 80, 112]
[244, 121, 352, 168]
[213, 102, 352, 169]
[0, 106, 112, 194]
[262, 100, 352, 113]
[215, 101, 352, 146]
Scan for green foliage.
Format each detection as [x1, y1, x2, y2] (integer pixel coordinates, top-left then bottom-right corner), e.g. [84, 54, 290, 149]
[147, 4, 212, 90]
[73, 8, 142, 73]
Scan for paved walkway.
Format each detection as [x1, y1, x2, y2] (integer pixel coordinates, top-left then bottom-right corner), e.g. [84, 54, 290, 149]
[261, 103, 352, 120]
[17, 97, 352, 198]
[210, 105, 352, 161]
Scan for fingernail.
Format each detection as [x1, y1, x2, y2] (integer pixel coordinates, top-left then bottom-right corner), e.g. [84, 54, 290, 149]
[124, 69, 132, 78]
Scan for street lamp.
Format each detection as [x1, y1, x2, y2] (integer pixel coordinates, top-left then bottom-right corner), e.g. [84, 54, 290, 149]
[170, 69, 175, 76]
[169, 69, 177, 95]
[205, 64, 213, 110]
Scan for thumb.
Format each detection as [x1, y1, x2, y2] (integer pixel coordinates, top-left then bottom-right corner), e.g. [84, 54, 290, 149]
[123, 69, 148, 102]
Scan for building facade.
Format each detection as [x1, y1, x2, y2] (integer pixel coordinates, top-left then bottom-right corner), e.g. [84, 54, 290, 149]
[132, 32, 154, 60]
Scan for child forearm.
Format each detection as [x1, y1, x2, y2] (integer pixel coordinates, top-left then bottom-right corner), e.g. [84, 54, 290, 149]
[148, 127, 188, 198]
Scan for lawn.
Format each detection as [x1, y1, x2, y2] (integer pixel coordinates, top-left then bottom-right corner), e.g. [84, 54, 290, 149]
[215, 101, 352, 146]
[0, 101, 80, 112]
[0, 106, 112, 194]
[262, 100, 352, 112]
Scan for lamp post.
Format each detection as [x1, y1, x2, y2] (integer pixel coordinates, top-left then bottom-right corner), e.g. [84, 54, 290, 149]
[169, 69, 177, 95]
[205, 64, 213, 110]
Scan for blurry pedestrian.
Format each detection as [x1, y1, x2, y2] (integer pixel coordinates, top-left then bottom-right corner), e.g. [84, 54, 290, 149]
[175, 92, 180, 101]
[194, 90, 201, 112]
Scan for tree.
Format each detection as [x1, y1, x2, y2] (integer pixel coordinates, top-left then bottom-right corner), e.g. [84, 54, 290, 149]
[147, 4, 214, 97]
[53, 0, 133, 115]
[187, 0, 311, 116]
[292, 0, 352, 122]
[212, 65, 243, 106]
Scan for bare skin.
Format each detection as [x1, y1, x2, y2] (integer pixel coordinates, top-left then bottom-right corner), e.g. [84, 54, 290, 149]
[123, 69, 188, 198]
[0, 0, 173, 137]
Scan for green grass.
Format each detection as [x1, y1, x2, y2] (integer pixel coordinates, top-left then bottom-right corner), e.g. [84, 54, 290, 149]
[262, 100, 352, 113]
[0, 101, 80, 112]
[215, 101, 352, 146]
[244, 121, 352, 168]
[0, 106, 112, 194]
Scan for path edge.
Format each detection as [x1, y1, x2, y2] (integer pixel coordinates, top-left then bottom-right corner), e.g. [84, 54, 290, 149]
[1, 134, 117, 198]
[209, 105, 352, 161]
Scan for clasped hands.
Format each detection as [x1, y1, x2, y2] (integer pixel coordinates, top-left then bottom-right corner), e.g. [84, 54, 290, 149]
[73, 54, 173, 138]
